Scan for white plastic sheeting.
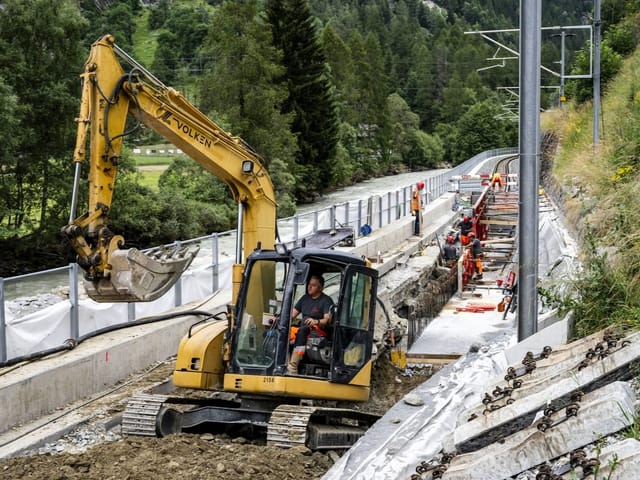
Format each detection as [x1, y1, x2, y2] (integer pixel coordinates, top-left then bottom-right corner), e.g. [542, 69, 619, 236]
[4, 259, 233, 360]
[537, 196, 579, 297]
[325, 337, 512, 480]
[6, 302, 73, 358]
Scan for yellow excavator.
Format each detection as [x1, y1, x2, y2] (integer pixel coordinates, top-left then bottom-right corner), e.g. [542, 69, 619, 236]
[63, 35, 380, 449]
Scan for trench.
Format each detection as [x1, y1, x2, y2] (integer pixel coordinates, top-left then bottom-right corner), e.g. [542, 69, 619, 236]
[392, 263, 459, 348]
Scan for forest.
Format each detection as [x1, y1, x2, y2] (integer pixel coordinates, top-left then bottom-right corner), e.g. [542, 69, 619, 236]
[0, 0, 637, 275]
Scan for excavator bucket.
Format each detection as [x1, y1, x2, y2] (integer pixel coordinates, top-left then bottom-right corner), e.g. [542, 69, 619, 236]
[84, 244, 200, 302]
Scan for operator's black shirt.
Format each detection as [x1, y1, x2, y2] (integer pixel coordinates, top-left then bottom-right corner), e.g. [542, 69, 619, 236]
[294, 293, 334, 320]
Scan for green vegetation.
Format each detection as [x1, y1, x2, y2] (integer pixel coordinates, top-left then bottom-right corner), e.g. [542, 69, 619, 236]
[622, 403, 640, 442]
[131, 6, 156, 66]
[132, 155, 173, 167]
[541, 10, 640, 337]
[137, 171, 164, 190]
[0, 0, 638, 278]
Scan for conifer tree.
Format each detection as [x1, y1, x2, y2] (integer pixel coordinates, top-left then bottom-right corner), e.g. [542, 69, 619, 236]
[267, 0, 339, 198]
[198, 0, 298, 217]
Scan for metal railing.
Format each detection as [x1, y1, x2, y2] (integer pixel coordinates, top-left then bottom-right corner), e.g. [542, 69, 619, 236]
[0, 148, 516, 364]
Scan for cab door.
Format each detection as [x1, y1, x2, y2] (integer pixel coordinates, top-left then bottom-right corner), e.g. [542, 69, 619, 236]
[330, 264, 378, 384]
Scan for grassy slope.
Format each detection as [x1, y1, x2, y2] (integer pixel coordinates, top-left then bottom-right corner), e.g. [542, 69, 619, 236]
[129, 3, 216, 187]
[543, 46, 640, 238]
[132, 8, 156, 67]
[128, 9, 167, 188]
[542, 46, 640, 333]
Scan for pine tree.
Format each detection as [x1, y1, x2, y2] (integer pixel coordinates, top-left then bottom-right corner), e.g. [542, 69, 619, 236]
[267, 0, 339, 198]
[198, 0, 298, 216]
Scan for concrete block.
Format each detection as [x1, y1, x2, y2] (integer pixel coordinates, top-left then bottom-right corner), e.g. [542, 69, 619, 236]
[446, 382, 636, 480]
[580, 438, 640, 479]
[504, 315, 571, 365]
[459, 328, 635, 427]
[455, 330, 640, 452]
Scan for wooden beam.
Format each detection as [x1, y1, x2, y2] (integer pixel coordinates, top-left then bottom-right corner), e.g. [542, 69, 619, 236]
[406, 353, 462, 365]
[479, 219, 518, 226]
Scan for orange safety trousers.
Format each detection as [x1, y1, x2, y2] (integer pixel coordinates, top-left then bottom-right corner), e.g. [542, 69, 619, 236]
[474, 258, 483, 274]
[289, 325, 329, 342]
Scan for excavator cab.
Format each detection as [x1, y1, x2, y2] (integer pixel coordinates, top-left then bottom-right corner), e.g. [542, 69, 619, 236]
[228, 246, 378, 399]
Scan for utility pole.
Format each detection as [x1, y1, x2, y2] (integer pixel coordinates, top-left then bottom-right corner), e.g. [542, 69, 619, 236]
[593, 0, 601, 145]
[552, 29, 574, 109]
[559, 30, 567, 108]
[518, 0, 541, 341]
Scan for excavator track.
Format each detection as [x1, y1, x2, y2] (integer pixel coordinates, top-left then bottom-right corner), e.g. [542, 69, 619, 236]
[267, 405, 315, 448]
[121, 393, 170, 437]
[122, 395, 380, 449]
[267, 404, 381, 450]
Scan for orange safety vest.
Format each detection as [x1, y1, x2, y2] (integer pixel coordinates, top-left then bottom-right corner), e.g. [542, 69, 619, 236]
[411, 189, 420, 211]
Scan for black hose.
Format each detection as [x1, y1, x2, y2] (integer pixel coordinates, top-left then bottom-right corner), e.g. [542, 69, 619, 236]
[376, 296, 392, 330]
[103, 71, 143, 154]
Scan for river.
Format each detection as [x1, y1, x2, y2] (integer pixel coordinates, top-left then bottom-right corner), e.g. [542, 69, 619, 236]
[296, 170, 444, 214]
[3, 170, 441, 302]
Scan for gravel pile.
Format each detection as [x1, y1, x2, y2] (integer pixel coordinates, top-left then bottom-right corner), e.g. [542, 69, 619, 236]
[6, 292, 66, 320]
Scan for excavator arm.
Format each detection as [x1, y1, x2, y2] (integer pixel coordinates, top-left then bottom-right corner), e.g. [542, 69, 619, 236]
[63, 35, 277, 302]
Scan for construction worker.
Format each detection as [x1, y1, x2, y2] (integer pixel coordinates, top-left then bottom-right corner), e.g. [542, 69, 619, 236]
[491, 172, 503, 192]
[468, 232, 483, 280]
[442, 235, 458, 267]
[457, 214, 473, 245]
[288, 275, 334, 374]
[411, 181, 425, 235]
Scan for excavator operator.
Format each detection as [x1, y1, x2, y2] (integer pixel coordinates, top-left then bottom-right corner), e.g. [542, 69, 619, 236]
[288, 275, 334, 374]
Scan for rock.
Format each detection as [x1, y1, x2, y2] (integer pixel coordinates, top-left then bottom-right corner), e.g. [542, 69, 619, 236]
[327, 451, 341, 463]
[290, 445, 312, 456]
[403, 393, 424, 406]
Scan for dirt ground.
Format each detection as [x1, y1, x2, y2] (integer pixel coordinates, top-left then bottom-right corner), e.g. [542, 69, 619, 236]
[0, 355, 430, 480]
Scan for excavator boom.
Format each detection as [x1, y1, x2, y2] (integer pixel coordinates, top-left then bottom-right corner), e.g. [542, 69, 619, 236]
[63, 35, 277, 302]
